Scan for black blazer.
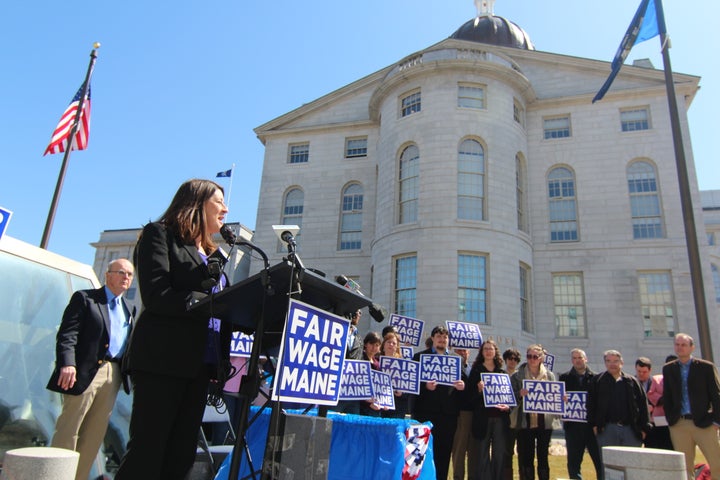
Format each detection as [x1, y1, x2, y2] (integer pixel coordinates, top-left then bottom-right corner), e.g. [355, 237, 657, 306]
[47, 287, 134, 395]
[124, 222, 231, 379]
[410, 348, 462, 418]
[586, 370, 651, 438]
[662, 358, 720, 428]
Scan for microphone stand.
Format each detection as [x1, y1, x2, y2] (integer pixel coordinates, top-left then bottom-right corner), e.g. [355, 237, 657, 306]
[227, 239, 271, 480]
[260, 238, 303, 480]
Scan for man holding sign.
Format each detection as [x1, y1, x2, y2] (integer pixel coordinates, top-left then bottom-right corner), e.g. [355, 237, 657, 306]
[411, 326, 465, 480]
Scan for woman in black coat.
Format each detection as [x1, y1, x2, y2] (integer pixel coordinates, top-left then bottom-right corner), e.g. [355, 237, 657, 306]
[116, 179, 233, 480]
[468, 339, 511, 480]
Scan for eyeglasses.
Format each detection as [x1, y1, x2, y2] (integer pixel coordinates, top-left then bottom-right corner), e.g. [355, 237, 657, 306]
[526, 354, 541, 360]
[108, 270, 134, 278]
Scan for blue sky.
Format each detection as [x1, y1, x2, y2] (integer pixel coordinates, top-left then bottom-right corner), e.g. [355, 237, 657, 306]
[2, 1, 718, 265]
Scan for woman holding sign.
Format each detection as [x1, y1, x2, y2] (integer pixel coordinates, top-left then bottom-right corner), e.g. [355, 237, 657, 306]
[510, 344, 556, 480]
[468, 339, 511, 480]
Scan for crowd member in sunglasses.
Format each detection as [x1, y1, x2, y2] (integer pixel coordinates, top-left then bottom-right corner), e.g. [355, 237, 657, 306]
[510, 344, 557, 480]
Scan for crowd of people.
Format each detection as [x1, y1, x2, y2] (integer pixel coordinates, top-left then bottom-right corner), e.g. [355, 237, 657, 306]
[45, 177, 720, 480]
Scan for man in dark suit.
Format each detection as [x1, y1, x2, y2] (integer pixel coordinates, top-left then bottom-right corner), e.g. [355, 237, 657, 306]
[47, 258, 134, 480]
[662, 333, 720, 480]
[411, 326, 465, 480]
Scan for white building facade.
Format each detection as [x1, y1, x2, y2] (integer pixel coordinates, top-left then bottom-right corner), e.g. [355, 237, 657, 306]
[248, 13, 720, 368]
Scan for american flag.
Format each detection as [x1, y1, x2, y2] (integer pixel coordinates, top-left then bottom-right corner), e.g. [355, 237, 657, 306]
[44, 83, 91, 156]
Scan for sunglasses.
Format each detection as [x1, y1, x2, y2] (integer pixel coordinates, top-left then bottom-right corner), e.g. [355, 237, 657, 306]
[526, 354, 541, 360]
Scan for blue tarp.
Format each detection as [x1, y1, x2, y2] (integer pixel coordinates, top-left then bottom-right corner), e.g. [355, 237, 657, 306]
[214, 407, 436, 480]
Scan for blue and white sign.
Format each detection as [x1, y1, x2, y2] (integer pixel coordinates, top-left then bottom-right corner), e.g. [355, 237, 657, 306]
[543, 352, 555, 372]
[379, 356, 421, 395]
[522, 380, 565, 415]
[389, 314, 424, 347]
[0, 207, 12, 241]
[446, 321, 483, 349]
[371, 370, 395, 410]
[400, 346, 414, 360]
[230, 332, 254, 357]
[562, 391, 588, 423]
[481, 372, 516, 407]
[272, 299, 349, 406]
[338, 360, 373, 400]
[419, 354, 461, 386]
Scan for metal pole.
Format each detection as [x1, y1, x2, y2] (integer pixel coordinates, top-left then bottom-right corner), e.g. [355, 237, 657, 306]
[655, 0, 713, 361]
[40, 44, 99, 249]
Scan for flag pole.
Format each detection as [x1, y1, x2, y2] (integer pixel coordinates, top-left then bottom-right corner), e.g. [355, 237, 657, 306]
[226, 163, 235, 216]
[654, 0, 713, 361]
[40, 43, 100, 250]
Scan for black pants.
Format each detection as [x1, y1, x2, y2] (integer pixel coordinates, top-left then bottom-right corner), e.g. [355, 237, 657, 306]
[115, 368, 210, 480]
[415, 412, 458, 480]
[516, 428, 552, 480]
[564, 423, 602, 480]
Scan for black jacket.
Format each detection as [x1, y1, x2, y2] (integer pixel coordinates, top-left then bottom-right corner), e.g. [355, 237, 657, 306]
[662, 358, 720, 428]
[47, 287, 134, 395]
[587, 370, 651, 438]
[124, 222, 232, 379]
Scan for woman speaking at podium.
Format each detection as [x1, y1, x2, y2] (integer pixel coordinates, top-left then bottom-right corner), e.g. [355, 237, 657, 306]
[116, 179, 233, 479]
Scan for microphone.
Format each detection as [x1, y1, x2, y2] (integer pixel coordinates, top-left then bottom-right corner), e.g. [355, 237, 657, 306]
[281, 230, 297, 247]
[369, 303, 387, 323]
[220, 224, 237, 246]
[201, 257, 223, 290]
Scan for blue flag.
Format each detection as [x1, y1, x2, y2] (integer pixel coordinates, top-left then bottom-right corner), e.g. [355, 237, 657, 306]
[592, 0, 662, 103]
[216, 168, 232, 178]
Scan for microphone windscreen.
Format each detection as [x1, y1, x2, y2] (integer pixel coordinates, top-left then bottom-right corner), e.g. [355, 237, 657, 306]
[369, 303, 387, 323]
[335, 275, 349, 287]
[220, 224, 237, 246]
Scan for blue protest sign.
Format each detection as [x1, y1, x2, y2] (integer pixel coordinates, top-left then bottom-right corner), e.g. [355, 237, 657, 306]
[543, 353, 555, 372]
[230, 332, 254, 357]
[400, 346, 414, 359]
[389, 314, 424, 347]
[0, 207, 12, 241]
[379, 356, 421, 395]
[481, 373, 516, 407]
[338, 360, 373, 400]
[445, 321, 483, 349]
[419, 354, 461, 386]
[563, 391, 588, 423]
[371, 370, 395, 410]
[272, 299, 349, 405]
[522, 380, 565, 415]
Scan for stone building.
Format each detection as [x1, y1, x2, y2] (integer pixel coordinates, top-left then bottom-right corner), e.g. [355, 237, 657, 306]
[247, 6, 719, 366]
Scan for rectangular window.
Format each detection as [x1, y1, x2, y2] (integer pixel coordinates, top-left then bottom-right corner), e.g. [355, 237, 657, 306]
[553, 273, 586, 337]
[638, 271, 675, 338]
[458, 84, 485, 109]
[288, 143, 309, 164]
[345, 137, 368, 158]
[395, 255, 417, 317]
[401, 91, 421, 117]
[621, 107, 650, 132]
[708, 232, 716, 246]
[543, 116, 571, 139]
[458, 254, 487, 324]
[520, 263, 532, 333]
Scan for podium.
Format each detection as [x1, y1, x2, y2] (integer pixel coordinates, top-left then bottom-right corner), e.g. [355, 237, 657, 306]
[189, 260, 372, 347]
[189, 259, 373, 479]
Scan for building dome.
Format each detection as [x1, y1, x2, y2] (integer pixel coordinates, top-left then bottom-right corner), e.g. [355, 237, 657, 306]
[450, 15, 535, 50]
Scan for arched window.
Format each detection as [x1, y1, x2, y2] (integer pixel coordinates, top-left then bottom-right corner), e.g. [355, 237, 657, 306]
[279, 188, 304, 251]
[339, 184, 363, 250]
[399, 145, 419, 224]
[458, 139, 485, 221]
[627, 161, 664, 239]
[548, 167, 578, 242]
